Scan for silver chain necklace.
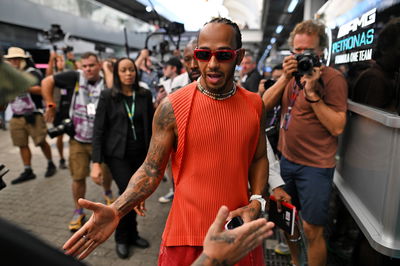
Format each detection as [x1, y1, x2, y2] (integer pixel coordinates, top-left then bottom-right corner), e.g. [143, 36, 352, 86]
[196, 77, 237, 100]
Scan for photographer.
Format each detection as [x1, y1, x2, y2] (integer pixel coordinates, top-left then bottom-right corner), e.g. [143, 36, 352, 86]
[262, 20, 347, 266]
[4, 47, 57, 185]
[41, 52, 114, 232]
[45, 51, 68, 169]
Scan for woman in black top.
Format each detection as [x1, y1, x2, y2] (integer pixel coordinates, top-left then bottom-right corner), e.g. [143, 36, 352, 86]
[91, 58, 154, 259]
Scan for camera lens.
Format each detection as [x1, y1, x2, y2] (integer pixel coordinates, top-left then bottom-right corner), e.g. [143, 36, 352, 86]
[298, 58, 313, 74]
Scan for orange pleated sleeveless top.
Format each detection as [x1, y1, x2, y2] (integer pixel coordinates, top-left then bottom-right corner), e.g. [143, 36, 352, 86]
[162, 81, 262, 246]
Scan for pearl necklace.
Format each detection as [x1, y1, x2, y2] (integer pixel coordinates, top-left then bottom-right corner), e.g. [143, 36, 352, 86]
[196, 77, 237, 101]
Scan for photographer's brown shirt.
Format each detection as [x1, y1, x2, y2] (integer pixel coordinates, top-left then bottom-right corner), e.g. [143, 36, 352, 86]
[278, 67, 348, 168]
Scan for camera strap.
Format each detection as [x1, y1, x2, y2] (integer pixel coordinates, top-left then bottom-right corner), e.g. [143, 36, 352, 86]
[288, 81, 300, 109]
[123, 92, 137, 140]
[294, 75, 305, 90]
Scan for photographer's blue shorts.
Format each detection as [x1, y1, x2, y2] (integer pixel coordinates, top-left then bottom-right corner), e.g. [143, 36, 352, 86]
[280, 156, 334, 225]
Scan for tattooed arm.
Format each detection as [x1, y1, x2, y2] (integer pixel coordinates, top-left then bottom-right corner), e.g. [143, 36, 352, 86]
[113, 97, 176, 218]
[63, 98, 176, 260]
[192, 206, 274, 266]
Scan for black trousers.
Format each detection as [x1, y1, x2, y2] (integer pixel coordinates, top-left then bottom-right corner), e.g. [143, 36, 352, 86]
[105, 152, 146, 244]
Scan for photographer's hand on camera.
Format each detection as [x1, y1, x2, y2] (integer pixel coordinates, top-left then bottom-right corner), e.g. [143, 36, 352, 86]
[301, 66, 323, 103]
[262, 56, 296, 112]
[282, 55, 298, 81]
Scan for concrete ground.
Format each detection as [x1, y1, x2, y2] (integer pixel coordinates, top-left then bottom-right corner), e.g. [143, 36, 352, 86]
[0, 129, 170, 266]
[0, 128, 291, 265]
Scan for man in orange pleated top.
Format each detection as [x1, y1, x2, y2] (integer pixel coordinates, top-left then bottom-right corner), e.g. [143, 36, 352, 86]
[63, 17, 274, 265]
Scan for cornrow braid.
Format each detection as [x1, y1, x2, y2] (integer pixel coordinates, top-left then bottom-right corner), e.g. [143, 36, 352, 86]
[202, 17, 242, 49]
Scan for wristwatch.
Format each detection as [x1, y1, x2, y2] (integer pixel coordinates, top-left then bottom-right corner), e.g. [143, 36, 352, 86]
[250, 194, 266, 213]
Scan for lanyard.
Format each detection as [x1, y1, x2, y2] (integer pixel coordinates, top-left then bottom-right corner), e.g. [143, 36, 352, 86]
[269, 105, 281, 127]
[123, 92, 137, 140]
[281, 81, 300, 131]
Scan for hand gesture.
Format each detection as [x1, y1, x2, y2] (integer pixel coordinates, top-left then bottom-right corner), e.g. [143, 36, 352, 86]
[102, 60, 113, 73]
[44, 108, 55, 123]
[90, 163, 103, 185]
[193, 206, 274, 266]
[134, 201, 147, 216]
[140, 49, 150, 58]
[228, 201, 261, 223]
[49, 51, 57, 61]
[272, 187, 292, 212]
[63, 198, 120, 260]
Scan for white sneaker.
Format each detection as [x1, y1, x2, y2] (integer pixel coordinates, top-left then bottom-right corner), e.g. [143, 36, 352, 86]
[158, 189, 174, 203]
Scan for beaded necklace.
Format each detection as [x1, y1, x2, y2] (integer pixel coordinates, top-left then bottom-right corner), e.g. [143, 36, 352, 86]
[196, 77, 236, 100]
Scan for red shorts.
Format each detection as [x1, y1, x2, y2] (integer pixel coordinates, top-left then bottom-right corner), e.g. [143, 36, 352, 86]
[158, 244, 265, 266]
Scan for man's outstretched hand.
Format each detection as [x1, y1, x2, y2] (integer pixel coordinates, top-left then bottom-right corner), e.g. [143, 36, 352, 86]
[192, 206, 275, 266]
[63, 198, 120, 260]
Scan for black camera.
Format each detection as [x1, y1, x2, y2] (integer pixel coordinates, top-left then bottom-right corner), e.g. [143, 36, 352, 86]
[166, 22, 185, 35]
[264, 79, 276, 90]
[295, 51, 321, 76]
[47, 118, 75, 138]
[62, 46, 73, 53]
[43, 24, 65, 43]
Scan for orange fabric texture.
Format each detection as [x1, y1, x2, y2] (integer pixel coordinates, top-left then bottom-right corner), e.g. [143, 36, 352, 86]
[163, 82, 262, 246]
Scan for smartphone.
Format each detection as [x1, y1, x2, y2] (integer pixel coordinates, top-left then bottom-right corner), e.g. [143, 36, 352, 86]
[225, 216, 244, 230]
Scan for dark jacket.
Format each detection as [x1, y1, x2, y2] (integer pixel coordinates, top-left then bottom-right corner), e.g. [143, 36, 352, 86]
[242, 69, 262, 93]
[92, 88, 154, 163]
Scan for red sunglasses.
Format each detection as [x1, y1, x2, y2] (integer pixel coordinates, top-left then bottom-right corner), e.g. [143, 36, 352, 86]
[193, 49, 240, 62]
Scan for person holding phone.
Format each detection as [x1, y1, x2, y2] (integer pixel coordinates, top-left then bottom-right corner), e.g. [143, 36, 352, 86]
[192, 206, 274, 266]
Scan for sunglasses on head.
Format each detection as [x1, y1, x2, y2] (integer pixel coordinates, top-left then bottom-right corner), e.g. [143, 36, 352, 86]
[193, 49, 240, 62]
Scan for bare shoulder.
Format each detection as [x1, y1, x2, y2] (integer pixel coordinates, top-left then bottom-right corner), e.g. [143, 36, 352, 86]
[154, 97, 176, 131]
